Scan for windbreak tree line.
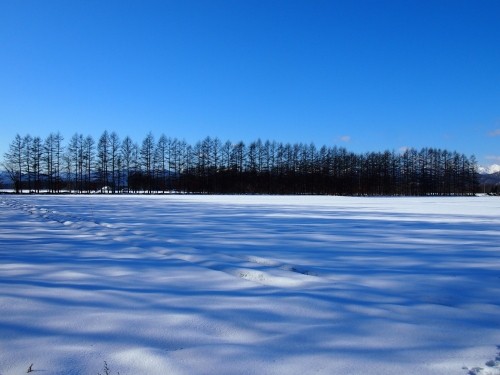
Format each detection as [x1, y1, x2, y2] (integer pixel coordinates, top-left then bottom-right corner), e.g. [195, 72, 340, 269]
[2, 131, 479, 195]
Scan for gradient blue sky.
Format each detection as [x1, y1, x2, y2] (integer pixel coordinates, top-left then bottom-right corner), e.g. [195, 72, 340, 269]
[1, 0, 499, 166]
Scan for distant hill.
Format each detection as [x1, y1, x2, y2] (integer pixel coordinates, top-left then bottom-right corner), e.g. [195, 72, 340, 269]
[479, 171, 500, 185]
[0, 171, 12, 190]
[478, 164, 500, 174]
[478, 170, 500, 195]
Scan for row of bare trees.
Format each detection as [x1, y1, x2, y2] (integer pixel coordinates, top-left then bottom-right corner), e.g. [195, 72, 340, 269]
[2, 131, 479, 195]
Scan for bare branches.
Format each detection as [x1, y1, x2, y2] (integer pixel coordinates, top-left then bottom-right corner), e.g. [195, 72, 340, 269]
[1, 132, 479, 195]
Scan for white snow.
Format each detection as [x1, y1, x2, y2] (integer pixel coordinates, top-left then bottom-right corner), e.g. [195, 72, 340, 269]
[0, 195, 499, 375]
[479, 164, 500, 174]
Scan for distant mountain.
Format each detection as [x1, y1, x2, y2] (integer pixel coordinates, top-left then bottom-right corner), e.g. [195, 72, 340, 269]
[479, 171, 500, 184]
[478, 164, 500, 174]
[477, 164, 500, 192]
[478, 167, 500, 195]
[0, 170, 13, 189]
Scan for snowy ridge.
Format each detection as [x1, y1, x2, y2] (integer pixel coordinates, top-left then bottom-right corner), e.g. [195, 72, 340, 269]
[479, 164, 500, 174]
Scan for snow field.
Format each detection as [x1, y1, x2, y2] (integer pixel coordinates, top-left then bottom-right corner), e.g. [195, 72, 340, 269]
[0, 195, 499, 375]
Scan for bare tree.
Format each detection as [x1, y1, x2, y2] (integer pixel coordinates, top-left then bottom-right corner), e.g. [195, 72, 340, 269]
[83, 135, 95, 193]
[67, 133, 80, 192]
[97, 131, 110, 192]
[121, 136, 134, 191]
[155, 134, 169, 193]
[2, 131, 481, 196]
[109, 132, 120, 193]
[3, 134, 24, 193]
[31, 136, 43, 193]
[140, 132, 155, 193]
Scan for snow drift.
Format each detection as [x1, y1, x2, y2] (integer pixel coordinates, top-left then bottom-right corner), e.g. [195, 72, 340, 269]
[0, 195, 499, 375]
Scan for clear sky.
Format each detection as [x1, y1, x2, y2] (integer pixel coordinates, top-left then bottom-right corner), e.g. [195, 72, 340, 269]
[1, 0, 499, 167]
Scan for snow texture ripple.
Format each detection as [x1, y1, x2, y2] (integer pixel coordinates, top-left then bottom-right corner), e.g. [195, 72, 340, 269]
[0, 195, 499, 375]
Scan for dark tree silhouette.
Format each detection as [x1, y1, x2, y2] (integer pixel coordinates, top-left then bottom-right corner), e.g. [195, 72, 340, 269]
[1, 132, 480, 196]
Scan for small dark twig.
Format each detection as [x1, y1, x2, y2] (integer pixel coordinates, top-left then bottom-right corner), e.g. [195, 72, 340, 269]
[98, 361, 111, 375]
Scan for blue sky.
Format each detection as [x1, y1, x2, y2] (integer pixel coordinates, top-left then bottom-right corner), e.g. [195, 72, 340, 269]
[1, 0, 499, 166]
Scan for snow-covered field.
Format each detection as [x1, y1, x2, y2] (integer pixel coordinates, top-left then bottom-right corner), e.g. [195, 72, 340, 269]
[0, 195, 499, 375]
